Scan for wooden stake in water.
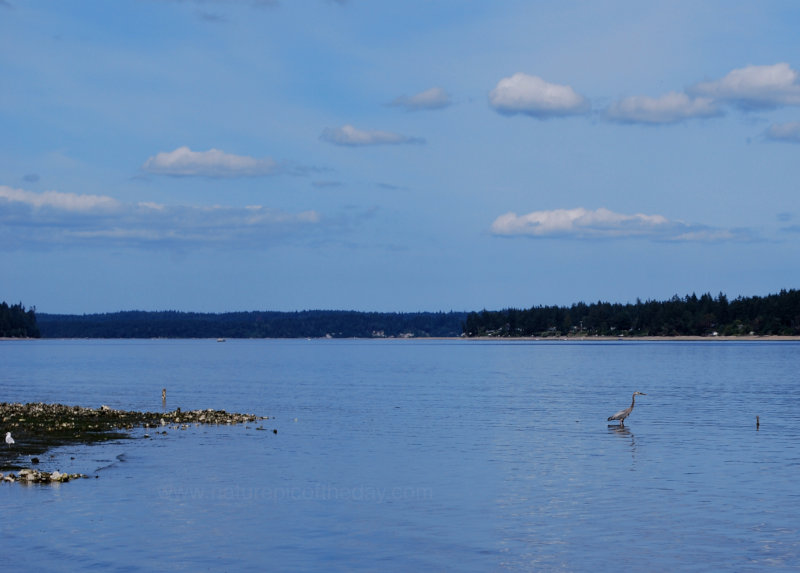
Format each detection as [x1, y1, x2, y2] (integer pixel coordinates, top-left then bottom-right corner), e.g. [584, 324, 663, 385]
[756, 415, 760, 430]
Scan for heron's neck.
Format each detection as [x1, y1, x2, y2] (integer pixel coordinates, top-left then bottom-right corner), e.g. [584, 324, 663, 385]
[630, 395, 637, 408]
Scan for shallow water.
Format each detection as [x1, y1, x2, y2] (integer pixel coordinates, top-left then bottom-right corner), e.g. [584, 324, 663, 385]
[1, 339, 798, 571]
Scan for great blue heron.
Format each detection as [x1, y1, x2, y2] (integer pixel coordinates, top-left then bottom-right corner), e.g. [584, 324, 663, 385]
[5, 432, 14, 447]
[607, 392, 646, 426]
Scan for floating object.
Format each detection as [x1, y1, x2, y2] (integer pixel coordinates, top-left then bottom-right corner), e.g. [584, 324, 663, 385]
[607, 391, 647, 427]
[5, 432, 13, 447]
[756, 415, 760, 430]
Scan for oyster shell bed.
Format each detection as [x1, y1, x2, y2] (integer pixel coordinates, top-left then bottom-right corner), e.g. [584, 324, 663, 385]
[1, 401, 268, 477]
[2, 468, 90, 484]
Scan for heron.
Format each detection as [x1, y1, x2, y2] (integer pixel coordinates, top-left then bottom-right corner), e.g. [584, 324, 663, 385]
[5, 432, 14, 447]
[607, 392, 646, 427]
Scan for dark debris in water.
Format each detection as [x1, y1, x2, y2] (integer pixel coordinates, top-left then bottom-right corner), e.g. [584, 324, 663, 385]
[1, 402, 267, 473]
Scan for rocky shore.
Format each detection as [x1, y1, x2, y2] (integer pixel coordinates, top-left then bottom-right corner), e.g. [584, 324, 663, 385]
[2, 468, 90, 484]
[1, 402, 268, 479]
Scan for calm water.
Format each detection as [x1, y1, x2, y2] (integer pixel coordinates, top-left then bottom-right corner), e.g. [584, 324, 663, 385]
[1, 339, 798, 571]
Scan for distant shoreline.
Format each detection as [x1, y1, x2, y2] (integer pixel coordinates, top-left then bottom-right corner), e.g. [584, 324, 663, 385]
[4, 335, 800, 342]
[458, 335, 800, 342]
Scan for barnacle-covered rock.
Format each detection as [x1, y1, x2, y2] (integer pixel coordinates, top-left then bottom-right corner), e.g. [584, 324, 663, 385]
[1, 402, 269, 478]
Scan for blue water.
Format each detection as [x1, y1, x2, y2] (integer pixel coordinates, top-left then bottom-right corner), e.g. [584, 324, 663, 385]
[1, 339, 798, 571]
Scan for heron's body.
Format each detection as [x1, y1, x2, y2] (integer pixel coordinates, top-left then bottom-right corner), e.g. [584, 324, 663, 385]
[5, 432, 14, 447]
[608, 392, 646, 426]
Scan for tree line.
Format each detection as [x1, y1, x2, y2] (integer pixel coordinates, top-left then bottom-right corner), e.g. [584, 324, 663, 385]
[462, 289, 800, 337]
[0, 302, 40, 338]
[36, 310, 468, 339]
[9, 289, 800, 339]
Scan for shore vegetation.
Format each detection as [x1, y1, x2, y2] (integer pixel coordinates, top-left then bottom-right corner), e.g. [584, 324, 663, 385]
[7, 289, 800, 339]
[463, 289, 800, 338]
[0, 302, 39, 338]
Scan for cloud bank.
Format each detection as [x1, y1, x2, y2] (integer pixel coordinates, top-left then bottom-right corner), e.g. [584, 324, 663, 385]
[320, 124, 424, 146]
[142, 147, 281, 177]
[489, 73, 590, 118]
[765, 121, 800, 143]
[390, 87, 451, 111]
[0, 185, 119, 212]
[495, 63, 800, 126]
[689, 63, 800, 110]
[0, 185, 320, 248]
[607, 63, 800, 125]
[490, 207, 748, 242]
[606, 92, 721, 124]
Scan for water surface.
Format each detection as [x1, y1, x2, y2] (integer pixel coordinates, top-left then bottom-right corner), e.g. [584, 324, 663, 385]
[1, 339, 798, 571]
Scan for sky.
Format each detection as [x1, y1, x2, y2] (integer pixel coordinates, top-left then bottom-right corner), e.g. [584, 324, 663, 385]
[2, 0, 800, 314]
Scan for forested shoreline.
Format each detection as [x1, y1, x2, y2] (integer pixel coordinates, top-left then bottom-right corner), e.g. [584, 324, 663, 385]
[0, 302, 39, 338]
[463, 289, 800, 338]
[36, 310, 467, 339]
[5, 289, 800, 339]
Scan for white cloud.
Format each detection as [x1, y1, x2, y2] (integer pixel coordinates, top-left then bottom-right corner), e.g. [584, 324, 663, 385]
[669, 229, 740, 242]
[765, 121, 800, 143]
[0, 185, 119, 212]
[320, 124, 424, 146]
[163, 0, 278, 7]
[390, 87, 451, 111]
[690, 63, 800, 110]
[489, 63, 800, 125]
[491, 208, 667, 238]
[489, 73, 590, 118]
[0, 185, 322, 248]
[490, 207, 748, 242]
[606, 92, 721, 124]
[142, 146, 281, 177]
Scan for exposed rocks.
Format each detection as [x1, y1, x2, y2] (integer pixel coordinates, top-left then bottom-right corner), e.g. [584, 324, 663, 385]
[1, 402, 269, 477]
[3, 468, 90, 484]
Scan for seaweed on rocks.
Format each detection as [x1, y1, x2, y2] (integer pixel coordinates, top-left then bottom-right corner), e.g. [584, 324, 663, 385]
[0, 402, 267, 472]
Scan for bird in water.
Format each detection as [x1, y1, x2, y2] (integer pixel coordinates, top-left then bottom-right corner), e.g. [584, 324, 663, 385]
[608, 392, 646, 427]
[5, 431, 14, 447]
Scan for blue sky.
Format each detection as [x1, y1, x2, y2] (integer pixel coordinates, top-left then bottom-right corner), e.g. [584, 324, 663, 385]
[2, 0, 800, 313]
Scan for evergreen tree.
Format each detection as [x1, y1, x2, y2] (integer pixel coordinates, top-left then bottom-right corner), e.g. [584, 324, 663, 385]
[0, 302, 40, 338]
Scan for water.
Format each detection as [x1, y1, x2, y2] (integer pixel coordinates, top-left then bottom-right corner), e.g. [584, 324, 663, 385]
[1, 339, 799, 571]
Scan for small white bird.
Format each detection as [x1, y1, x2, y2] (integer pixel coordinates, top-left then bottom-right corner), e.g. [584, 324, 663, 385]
[5, 432, 14, 447]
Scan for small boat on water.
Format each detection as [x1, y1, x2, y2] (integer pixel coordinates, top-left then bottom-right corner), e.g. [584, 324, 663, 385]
[217, 338, 226, 342]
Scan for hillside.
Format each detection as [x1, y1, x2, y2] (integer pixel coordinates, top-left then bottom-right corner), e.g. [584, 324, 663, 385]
[36, 310, 468, 339]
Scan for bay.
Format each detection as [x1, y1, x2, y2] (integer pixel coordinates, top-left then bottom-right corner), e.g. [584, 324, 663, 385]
[1, 339, 798, 571]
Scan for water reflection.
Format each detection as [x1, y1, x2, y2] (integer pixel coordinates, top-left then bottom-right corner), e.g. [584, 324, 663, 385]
[607, 424, 632, 437]
[608, 424, 637, 463]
